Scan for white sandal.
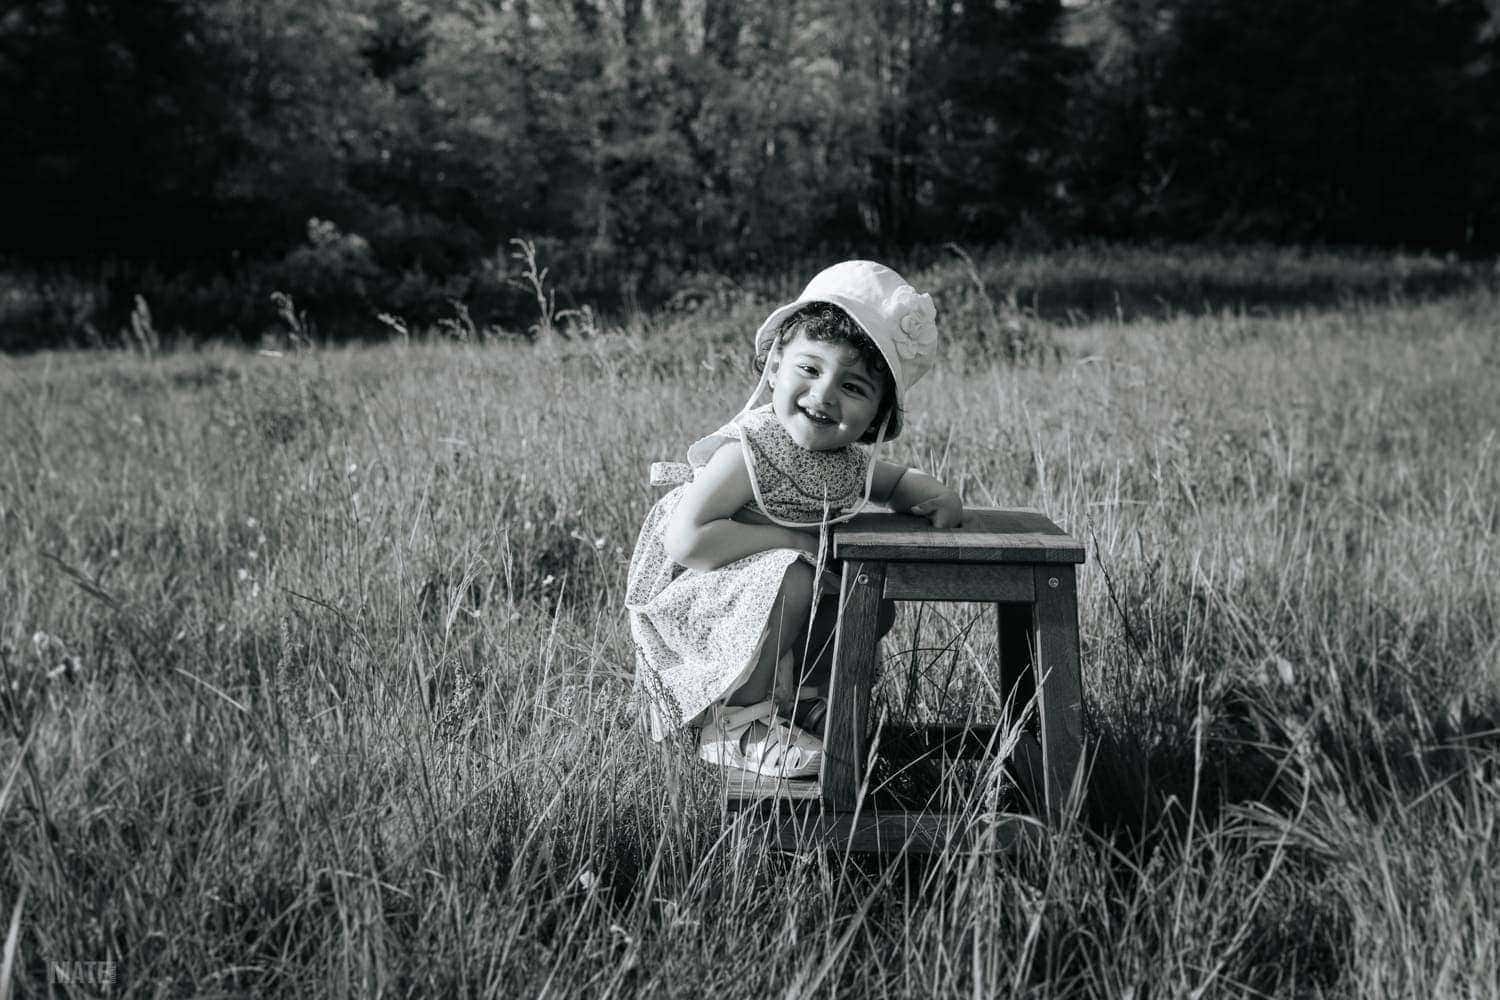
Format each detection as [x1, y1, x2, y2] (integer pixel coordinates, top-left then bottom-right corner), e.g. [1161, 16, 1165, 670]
[698, 700, 824, 779]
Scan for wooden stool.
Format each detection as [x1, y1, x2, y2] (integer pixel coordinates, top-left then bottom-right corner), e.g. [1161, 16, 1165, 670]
[727, 508, 1085, 852]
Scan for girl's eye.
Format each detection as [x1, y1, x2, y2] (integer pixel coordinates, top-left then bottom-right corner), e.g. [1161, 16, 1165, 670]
[843, 383, 868, 397]
[798, 365, 818, 376]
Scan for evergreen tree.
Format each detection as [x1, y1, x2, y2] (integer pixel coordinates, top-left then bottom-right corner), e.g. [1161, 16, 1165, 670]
[1067, 0, 1497, 246]
[0, 0, 234, 256]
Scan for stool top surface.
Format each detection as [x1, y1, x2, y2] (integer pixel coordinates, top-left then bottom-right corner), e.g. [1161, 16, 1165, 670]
[833, 507, 1085, 564]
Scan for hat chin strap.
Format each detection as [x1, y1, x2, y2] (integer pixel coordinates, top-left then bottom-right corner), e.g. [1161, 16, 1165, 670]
[728, 365, 895, 690]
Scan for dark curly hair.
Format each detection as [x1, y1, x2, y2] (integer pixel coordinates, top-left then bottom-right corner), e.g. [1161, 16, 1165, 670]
[752, 302, 899, 443]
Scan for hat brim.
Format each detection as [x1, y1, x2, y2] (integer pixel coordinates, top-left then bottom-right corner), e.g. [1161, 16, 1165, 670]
[755, 294, 906, 440]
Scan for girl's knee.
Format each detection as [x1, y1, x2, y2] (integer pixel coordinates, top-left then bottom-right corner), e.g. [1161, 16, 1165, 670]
[769, 562, 815, 647]
[780, 561, 815, 609]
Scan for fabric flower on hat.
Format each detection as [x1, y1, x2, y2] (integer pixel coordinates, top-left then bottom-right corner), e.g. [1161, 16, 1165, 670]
[887, 285, 938, 360]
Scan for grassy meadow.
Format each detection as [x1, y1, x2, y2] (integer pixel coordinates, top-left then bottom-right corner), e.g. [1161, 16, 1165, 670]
[2, 248, 1499, 996]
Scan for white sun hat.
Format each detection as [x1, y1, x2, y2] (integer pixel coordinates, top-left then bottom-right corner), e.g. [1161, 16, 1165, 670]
[752, 260, 939, 440]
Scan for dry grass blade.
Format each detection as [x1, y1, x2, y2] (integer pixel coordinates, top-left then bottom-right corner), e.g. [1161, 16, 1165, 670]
[0, 888, 23, 1000]
[40, 551, 127, 615]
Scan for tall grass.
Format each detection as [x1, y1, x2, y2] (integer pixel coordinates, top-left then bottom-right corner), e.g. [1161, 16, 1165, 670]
[1, 253, 1498, 996]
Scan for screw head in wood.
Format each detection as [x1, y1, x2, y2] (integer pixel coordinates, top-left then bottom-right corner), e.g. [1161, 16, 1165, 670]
[1048, 576, 1060, 589]
[857, 573, 869, 585]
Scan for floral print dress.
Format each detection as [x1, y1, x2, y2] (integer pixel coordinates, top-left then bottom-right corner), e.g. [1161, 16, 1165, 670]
[625, 405, 871, 741]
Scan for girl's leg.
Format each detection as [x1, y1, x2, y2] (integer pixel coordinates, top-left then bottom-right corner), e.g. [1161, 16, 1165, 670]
[701, 562, 825, 778]
[725, 561, 816, 708]
[794, 592, 898, 693]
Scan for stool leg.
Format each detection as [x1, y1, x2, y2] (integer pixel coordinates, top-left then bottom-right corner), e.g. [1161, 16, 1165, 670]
[997, 601, 1043, 813]
[1032, 565, 1084, 824]
[821, 561, 886, 812]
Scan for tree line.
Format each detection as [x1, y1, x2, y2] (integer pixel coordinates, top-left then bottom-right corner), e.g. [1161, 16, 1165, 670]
[3, 0, 1497, 336]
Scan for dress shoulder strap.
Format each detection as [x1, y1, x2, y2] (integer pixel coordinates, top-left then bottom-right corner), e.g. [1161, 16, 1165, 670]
[684, 417, 746, 470]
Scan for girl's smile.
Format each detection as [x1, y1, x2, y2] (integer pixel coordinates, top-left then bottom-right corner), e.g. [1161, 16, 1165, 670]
[769, 334, 883, 450]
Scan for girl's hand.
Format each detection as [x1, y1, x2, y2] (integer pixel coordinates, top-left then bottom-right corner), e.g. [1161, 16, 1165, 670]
[909, 490, 964, 528]
[873, 462, 965, 529]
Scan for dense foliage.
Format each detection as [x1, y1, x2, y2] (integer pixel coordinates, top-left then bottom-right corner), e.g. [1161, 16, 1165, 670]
[2, 0, 1498, 340]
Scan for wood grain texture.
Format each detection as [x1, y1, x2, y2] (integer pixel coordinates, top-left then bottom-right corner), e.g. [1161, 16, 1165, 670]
[719, 771, 822, 802]
[834, 507, 1085, 564]
[882, 561, 1035, 602]
[820, 560, 885, 811]
[1032, 564, 1084, 824]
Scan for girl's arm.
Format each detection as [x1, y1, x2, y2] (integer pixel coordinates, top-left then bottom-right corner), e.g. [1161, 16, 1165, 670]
[663, 444, 817, 570]
[871, 460, 964, 528]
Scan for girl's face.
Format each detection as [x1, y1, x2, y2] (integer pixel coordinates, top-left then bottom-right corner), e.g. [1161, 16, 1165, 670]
[768, 332, 885, 451]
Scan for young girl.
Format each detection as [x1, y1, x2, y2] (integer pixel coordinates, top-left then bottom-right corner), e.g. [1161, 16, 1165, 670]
[625, 260, 963, 778]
